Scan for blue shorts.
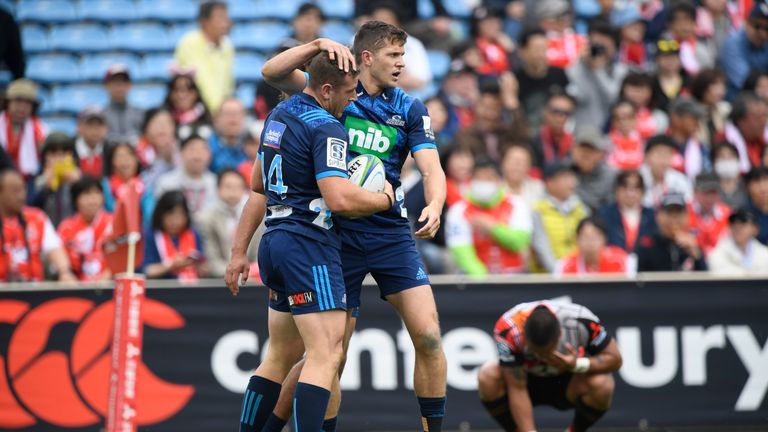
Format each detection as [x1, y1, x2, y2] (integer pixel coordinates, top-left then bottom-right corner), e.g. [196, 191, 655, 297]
[341, 230, 430, 310]
[258, 230, 347, 315]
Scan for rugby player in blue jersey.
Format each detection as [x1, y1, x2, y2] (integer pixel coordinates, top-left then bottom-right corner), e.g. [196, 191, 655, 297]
[253, 22, 449, 432]
[224, 52, 395, 432]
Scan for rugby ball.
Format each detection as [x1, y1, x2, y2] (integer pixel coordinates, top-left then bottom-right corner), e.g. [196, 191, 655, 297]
[348, 154, 386, 193]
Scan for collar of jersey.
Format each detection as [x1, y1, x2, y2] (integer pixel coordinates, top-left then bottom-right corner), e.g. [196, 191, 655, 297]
[298, 91, 321, 107]
[356, 81, 396, 102]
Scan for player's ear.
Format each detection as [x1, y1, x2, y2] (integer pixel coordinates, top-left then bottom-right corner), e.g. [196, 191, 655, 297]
[361, 50, 374, 66]
[320, 83, 333, 101]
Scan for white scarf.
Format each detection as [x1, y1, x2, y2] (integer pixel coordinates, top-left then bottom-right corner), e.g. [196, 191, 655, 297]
[0, 112, 47, 176]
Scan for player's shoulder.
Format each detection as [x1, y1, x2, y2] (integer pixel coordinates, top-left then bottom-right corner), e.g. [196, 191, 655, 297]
[553, 301, 601, 323]
[389, 88, 427, 117]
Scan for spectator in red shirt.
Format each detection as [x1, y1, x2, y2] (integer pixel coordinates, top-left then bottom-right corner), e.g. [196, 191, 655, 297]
[607, 99, 645, 170]
[530, 92, 575, 173]
[470, 6, 514, 76]
[237, 126, 261, 188]
[537, 0, 587, 69]
[725, 93, 767, 172]
[688, 173, 732, 255]
[556, 216, 630, 275]
[667, 96, 711, 180]
[619, 72, 669, 139]
[442, 146, 474, 208]
[57, 176, 113, 281]
[74, 107, 107, 178]
[102, 142, 154, 226]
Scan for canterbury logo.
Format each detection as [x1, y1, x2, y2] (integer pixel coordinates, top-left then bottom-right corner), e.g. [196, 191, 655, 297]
[0, 298, 195, 429]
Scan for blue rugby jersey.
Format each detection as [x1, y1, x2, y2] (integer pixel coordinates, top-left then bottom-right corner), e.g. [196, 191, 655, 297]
[258, 92, 349, 247]
[338, 81, 438, 233]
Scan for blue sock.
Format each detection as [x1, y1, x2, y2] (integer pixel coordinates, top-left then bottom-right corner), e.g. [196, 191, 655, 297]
[322, 416, 338, 432]
[238, 375, 282, 431]
[418, 396, 446, 432]
[262, 413, 288, 432]
[293, 382, 330, 432]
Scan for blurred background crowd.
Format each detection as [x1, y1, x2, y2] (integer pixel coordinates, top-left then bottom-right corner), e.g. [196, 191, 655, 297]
[0, 0, 767, 282]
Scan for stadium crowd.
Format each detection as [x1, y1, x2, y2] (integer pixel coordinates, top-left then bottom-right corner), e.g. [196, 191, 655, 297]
[1, 0, 768, 282]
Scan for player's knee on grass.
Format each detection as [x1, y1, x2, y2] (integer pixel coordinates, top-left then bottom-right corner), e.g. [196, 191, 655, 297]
[477, 361, 506, 400]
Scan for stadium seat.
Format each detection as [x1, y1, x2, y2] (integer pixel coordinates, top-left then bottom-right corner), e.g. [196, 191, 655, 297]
[444, 0, 472, 19]
[110, 23, 173, 52]
[27, 55, 81, 84]
[228, 0, 262, 21]
[418, 0, 436, 18]
[427, 50, 451, 80]
[0, 0, 14, 15]
[50, 85, 109, 114]
[230, 23, 289, 53]
[79, 0, 139, 22]
[135, 54, 175, 82]
[18, 0, 78, 23]
[21, 25, 49, 54]
[169, 22, 197, 45]
[257, 0, 304, 21]
[138, 0, 196, 22]
[317, 0, 353, 20]
[409, 81, 439, 102]
[37, 88, 53, 115]
[128, 84, 166, 110]
[321, 22, 355, 45]
[80, 53, 140, 81]
[236, 83, 256, 109]
[50, 24, 111, 52]
[234, 54, 266, 83]
[41, 115, 78, 136]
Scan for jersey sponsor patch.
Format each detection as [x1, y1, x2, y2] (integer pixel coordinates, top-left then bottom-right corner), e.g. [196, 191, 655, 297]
[422, 116, 435, 140]
[287, 291, 317, 307]
[263, 120, 287, 149]
[344, 116, 397, 158]
[326, 137, 347, 170]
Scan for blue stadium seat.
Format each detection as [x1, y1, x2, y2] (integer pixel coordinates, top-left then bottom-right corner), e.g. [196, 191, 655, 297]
[138, 0, 196, 22]
[27, 55, 81, 84]
[79, 0, 139, 22]
[418, 0, 435, 18]
[169, 22, 197, 45]
[427, 50, 451, 80]
[236, 83, 256, 109]
[18, 0, 78, 23]
[80, 53, 140, 81]
[0, 0, 15, 15]
[257, 0, 303, 21]
[110, 23, 173, 52]
[321, 22, 354, 45]
[409, 82, 439, 102]
[135, 54, 175, 82]
[37, 88, 53, 115]
[231, 23, 289, 52]
[41, 116, 78, 136]
[21, 26, 49, 54]
[50, 24, 111, 52]
[444, 0, 472, 19]
[234, 54, 266, 82]
[128, 84, 166, 110]
[317, 0, 353, 20]
[50, 85, 109, 114]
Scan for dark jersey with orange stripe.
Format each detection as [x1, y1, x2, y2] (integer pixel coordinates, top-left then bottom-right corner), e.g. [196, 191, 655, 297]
[493, 300, 611, 377]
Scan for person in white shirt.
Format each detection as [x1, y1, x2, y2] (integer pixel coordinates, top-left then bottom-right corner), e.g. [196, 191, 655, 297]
[640, 135, 693, 208]
[153, 134, 217, 214]
[708, 209, 768, 274]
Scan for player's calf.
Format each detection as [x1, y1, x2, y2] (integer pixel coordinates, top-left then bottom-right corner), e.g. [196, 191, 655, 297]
[478, 361, 517, 432]
[567, 373, 615, 432]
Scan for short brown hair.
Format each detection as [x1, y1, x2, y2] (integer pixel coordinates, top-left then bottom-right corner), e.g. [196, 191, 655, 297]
[353, 21, 407, 64]
[307, 52, 358, 90]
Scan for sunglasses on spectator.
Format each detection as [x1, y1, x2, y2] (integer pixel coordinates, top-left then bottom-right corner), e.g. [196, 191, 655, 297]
[751, 20, 768, 32]
[656, 39, 680, 54]
[548, 107, 572, 117]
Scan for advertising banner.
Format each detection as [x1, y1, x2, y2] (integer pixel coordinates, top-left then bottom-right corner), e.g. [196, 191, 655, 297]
[0, 277, 766, 431]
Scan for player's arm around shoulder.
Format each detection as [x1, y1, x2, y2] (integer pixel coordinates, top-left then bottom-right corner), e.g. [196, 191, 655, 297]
[262, 38, 356, 95]
[501, 366, 537, 431]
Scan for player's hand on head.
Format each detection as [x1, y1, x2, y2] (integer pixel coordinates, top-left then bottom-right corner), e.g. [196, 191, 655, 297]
[415, 203, 442, 240]
[224, 253, 251, 296]
[315, 38, 356, 73]
[548, 343, 578, 372]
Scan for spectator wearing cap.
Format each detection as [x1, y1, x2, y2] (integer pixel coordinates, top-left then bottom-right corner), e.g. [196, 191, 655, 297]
[696, 0, 741, 57]
[370, 3, 434, 93]
[614, 7, 649, 69]
[667, 96, 712, 180]
[537, 0, 587, 69]
[514, 28, 570, 135]
[31, 133, 81, 227]
[567, 20, 628, 129]
[75, 107, 107, 178]
[724, 93, 768, 172]
[598, 170, 658, 254]
[529, 92, 575, 173]
[445, 156, 532, 275]
[688, 172, 731, 255]
[745, 166, 768, 244]
[619, 72, 669, 140]
[654, 38, 689, 108]
[708, 210, 768, 274]
[469, 5, 514, 77]
[0, 79, 47, 178]
[102, 64, 144, 145]
[640, 135, 693, 208]
[555, 216, 631, 275]
[208, 97, 248, 174]
[637, 192, 707, 271]
[690, 68, 731, 149]
[664, 1, 717, 76]
[571, 125, 616, 211]
[530, 162, 589, 273]
[712, 142, 748, 209]
[174, 1, 234, 112]
[281, 3, 325, 48]
[501, 143, 545, 207]
[607, 99, 645, 170]
[154, 134, 217, 214]
[721, 0, 768, 97]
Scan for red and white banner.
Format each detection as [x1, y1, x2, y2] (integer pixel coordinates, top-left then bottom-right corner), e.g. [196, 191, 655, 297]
[105, 275, 146, 432]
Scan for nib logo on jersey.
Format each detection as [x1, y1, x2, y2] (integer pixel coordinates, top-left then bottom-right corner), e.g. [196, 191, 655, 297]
[345, 116, 397, 158]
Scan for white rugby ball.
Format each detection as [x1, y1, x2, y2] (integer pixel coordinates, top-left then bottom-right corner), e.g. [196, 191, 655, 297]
[348, 154, 386, 193]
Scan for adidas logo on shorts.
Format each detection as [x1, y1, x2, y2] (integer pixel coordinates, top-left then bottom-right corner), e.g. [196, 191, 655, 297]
[416, 267, 428, 280]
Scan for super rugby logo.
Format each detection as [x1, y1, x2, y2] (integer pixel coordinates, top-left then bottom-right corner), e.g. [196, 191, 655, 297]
[344, 116, 396, 158]
[0, 298, 194, 429]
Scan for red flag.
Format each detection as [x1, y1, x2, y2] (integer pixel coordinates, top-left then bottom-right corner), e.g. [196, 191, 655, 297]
[103, 179, 144, 275]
